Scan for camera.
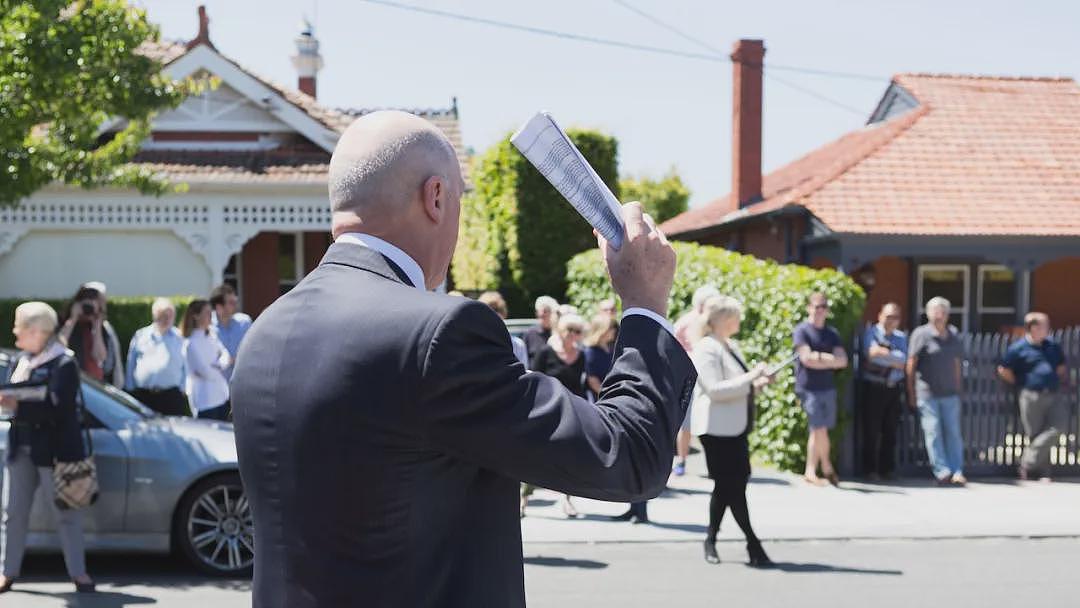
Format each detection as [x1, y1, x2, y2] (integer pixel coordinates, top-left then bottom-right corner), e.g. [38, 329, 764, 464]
[80, 301, 96, 316]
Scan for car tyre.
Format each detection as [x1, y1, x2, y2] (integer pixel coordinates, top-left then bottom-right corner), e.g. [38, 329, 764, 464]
[174, 472, 254, 577]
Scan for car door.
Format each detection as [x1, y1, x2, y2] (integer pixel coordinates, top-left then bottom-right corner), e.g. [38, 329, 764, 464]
[28, 382, 129, 534]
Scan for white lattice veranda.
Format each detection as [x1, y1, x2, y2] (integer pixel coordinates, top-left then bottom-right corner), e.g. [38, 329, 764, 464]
[0, 198, 331, 284]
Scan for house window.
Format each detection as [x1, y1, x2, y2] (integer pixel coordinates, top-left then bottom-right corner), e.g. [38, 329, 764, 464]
[278, 233, 304, 295]
[223, 254, 242, 305]
[917, 265, 969, 331]
[977, 265, 1016, 333]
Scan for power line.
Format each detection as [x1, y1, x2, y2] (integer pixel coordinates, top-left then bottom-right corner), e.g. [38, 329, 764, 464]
[357, 0, 727, 63]
[611, 0, 871, 117]
[359, 0, 878, 117]
[611, 0, 724, 55]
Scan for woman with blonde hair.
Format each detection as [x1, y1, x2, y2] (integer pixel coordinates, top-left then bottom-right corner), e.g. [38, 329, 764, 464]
[691, 295, 773, 567]
[0, 302, 95, 593]
[529, 313, 588, 518]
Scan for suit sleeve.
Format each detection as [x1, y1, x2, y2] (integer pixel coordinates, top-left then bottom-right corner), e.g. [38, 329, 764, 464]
[418, 301, 696, 502]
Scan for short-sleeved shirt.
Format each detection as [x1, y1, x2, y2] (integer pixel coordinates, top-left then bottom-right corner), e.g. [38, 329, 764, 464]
[793, 322, 842, 392]
[908, 324, 964, 399]
[1001, 337, 1065, 391]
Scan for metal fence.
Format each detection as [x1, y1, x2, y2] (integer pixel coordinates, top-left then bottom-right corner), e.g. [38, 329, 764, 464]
[855, 326, 1080, 477]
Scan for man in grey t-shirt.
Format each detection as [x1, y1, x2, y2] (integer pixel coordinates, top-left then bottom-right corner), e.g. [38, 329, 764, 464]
[906, 297, 966, 485]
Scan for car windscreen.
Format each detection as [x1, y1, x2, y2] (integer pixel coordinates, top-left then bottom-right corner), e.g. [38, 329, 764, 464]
[80, 377, 157, 428]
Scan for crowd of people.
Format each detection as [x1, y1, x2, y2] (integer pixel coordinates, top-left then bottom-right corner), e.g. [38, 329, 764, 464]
[67, 282, 253, 420]
[0, 275, 1069, 590]
[0, 281, 253, 594]
[501, 287, 1071, 567]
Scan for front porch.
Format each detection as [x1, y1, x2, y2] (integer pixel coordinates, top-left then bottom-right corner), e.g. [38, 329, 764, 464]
[804, 234, 1080, 330]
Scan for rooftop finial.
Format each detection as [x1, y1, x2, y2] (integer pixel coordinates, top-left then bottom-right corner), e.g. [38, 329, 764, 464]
[185, 5, 216, 51]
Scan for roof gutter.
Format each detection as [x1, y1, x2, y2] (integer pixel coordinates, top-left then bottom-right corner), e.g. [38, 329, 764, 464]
[668, 203, 810, 242]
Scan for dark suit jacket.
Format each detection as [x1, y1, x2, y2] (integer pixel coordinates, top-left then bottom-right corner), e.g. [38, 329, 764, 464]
[231, 242, 696, 608]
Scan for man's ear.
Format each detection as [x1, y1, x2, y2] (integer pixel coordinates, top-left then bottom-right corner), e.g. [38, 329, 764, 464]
[421, 175, 444, 223]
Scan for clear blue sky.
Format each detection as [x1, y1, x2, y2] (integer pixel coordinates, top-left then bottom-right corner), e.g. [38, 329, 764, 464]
[136, 0, 1076, 208]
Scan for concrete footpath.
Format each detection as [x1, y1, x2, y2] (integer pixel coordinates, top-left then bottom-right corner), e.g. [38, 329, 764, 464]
[520, 448, 1080, 544]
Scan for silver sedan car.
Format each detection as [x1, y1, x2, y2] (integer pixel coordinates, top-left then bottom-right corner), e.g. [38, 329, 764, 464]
[0, 353, 252, 577]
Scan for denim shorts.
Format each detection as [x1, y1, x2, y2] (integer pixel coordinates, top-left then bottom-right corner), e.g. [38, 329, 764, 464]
[799, 389, 838, 430]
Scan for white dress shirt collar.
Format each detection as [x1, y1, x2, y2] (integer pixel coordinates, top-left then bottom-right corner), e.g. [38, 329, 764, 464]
[336, 233, 426, 291]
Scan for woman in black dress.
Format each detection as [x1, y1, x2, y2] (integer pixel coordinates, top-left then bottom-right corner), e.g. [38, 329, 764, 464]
[529, 314, 587, 518]
[689, 295, 774, 567]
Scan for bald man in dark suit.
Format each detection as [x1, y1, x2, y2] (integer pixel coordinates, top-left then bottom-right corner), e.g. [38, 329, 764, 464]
[231, 110, 695, 607]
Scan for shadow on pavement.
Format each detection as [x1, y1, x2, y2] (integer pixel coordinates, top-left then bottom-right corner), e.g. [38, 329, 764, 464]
[14, 588, 156, 606]
[524, 556, 608, 569]
[833, 484, 907, 495]
[21, 553, 252, 592]
[639, 521, 708, 534]
[749, 476, 792, 486]
[764, 561, 903, 576]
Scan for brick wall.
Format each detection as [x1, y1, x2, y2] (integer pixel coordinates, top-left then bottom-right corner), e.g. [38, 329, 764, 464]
[1032, 257, 1080, 328]
[861, 256, 911, 325]
[240, 232, 279, 318]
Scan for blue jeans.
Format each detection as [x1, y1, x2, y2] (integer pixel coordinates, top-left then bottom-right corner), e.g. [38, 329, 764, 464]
[917, 396, 964, 479]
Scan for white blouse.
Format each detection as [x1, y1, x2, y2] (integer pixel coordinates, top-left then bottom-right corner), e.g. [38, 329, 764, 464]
[183, 329, 231, 412]
[689, 336, 758, 437]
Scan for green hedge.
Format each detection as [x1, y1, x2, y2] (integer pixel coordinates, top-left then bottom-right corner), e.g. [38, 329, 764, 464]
[452, 129, 619, 316]
[0, 296, 197, 361]
[566, 242, 865, 473]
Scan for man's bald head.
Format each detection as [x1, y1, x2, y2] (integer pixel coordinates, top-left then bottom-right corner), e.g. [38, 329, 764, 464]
[329, 110, 461, 218]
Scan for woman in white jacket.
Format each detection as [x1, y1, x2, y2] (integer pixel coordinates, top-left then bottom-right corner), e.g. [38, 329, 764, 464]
[181, 300, 231, 421]
[690, 295, 773, 567]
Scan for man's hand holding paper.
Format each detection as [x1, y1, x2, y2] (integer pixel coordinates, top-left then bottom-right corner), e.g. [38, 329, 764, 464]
[596, 202, 676, 318]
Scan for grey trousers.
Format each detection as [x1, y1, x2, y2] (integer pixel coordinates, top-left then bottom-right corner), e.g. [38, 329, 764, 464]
[1019, 389, 1069, 474]
[1, 447, 87, 578]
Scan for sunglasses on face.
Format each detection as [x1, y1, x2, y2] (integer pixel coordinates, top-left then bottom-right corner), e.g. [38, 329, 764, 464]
[885, 314, 900, 320]
[813, 304, 830, 310]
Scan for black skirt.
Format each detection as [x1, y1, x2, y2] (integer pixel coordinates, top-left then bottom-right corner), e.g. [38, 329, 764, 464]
[699, 433, 751, 482]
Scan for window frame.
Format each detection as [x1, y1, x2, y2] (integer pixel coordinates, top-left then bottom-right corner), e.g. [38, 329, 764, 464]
[916, 264, 970, 332]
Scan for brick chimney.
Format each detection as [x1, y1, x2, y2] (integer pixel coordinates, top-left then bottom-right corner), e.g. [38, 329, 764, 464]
[730, 39, 765, 209]
[291, 19, 323, 98]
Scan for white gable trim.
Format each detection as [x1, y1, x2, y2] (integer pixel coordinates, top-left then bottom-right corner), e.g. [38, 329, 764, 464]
[100, 44, 341, 152]
[166, 45, 340, 152]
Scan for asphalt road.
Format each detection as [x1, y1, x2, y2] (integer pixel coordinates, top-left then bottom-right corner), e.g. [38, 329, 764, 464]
[7, 537, 1074, 606]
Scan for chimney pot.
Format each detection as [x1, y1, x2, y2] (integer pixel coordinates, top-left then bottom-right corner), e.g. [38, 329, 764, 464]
[730, 39, 765, 210]
[292, 18, 324, 98]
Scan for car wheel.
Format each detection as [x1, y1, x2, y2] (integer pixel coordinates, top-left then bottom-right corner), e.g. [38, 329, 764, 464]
[174, 472, 254, 577]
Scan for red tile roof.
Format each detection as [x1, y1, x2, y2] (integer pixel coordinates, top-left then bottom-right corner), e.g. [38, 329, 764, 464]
[661, 74, 1080, 237]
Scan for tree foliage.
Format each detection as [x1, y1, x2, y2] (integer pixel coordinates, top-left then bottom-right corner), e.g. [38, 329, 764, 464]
[452, 129, 619, 315]
[619, 168, 690, 225]
[567, 242, 865, 473]
[1, 0, 189, 205]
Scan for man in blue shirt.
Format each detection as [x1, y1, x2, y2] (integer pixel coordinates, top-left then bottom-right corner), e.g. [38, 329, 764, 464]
[210, 284, 253, 380]
[793, 292, 848, 486]
[997, 312, 1069, 480]
[126, 298, 189, 416]
[860, 302, 908, 480]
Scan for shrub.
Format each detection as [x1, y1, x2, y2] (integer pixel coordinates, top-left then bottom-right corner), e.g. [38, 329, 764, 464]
[452, 129, 619, 315]
[619, 168, 690, 225]
[566, 242, 865, 473]
[0, 296, 197, 361]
